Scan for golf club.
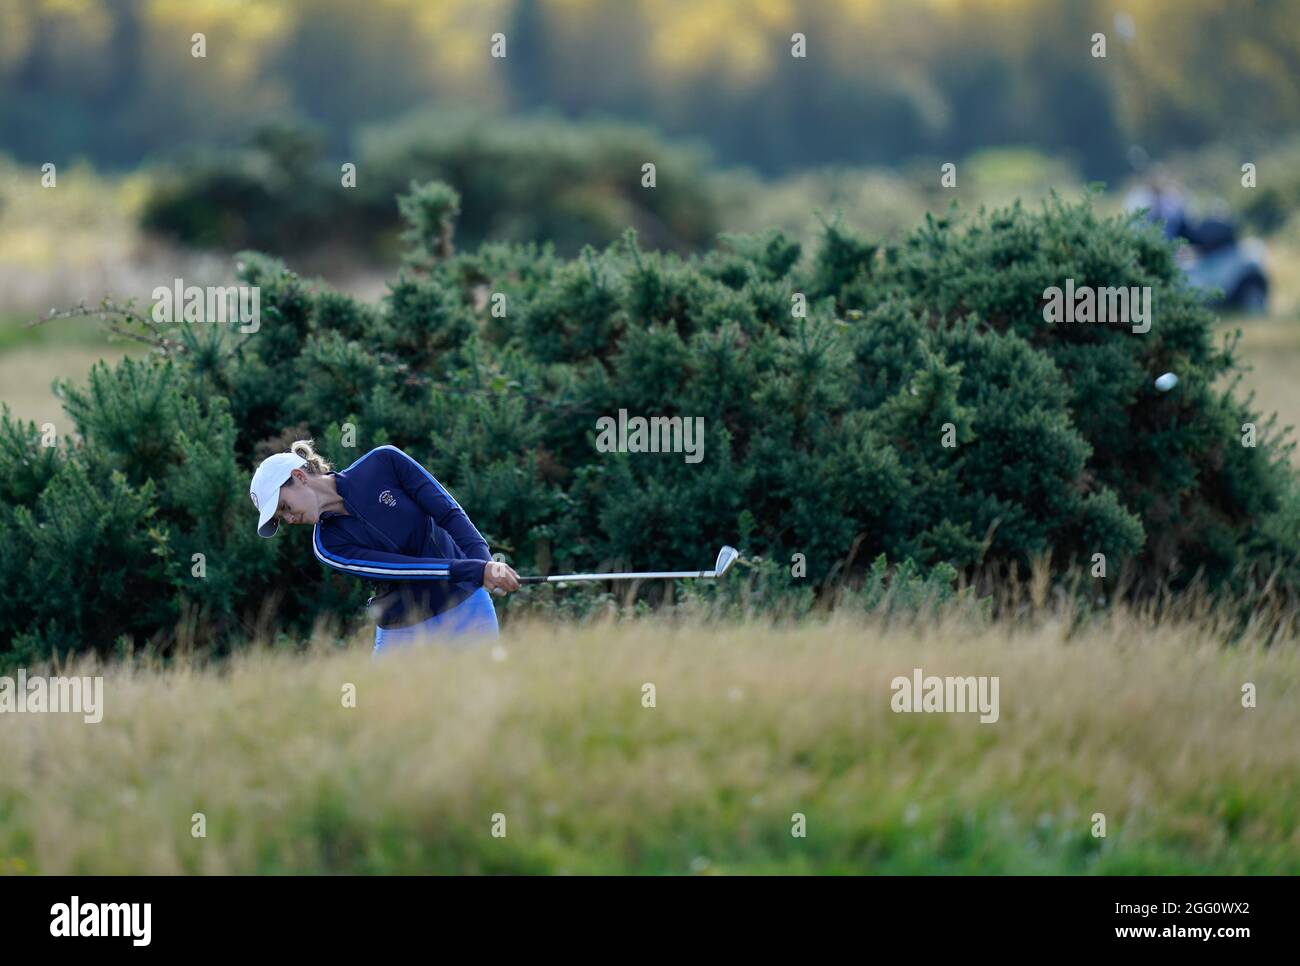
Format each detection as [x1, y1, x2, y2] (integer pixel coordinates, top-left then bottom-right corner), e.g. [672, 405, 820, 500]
[518, 545, 739, 585]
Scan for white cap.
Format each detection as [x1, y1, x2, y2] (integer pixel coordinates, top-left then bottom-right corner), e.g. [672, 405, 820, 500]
[249, 452, 307, 537]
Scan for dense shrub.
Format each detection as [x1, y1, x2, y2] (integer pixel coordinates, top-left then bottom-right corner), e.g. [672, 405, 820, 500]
[5, 186, 1298, 659]
[140, 124, 355, 254]
[141, 114, 726, 260]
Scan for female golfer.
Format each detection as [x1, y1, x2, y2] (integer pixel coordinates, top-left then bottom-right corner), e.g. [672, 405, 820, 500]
[249, 440, 519, 652]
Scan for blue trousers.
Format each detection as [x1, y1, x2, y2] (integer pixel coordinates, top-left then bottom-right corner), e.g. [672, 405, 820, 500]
[372, 587, 499, 655]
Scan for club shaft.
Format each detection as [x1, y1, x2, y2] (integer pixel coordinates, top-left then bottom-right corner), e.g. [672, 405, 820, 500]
[521, 570, 714, 584]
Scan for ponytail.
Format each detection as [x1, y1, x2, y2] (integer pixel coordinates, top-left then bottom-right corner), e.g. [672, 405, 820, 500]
[290, 439, 332, 475]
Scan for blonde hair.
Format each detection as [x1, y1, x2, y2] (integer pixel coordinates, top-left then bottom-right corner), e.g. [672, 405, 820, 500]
[290, 439, 332, 475]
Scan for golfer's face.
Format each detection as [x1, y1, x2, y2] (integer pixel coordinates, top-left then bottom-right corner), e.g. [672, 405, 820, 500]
[276, 479, 319, 527]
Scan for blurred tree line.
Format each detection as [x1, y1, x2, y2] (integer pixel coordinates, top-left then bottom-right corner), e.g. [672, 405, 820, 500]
[1, 0, 1297, 180]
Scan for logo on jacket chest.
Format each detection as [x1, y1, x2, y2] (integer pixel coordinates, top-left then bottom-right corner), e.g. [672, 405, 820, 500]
[378, 489, 398, 508]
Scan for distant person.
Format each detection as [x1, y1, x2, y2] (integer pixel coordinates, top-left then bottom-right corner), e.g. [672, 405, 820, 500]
[248, 440, 519, 653]
[1124, 175, 1189, 240]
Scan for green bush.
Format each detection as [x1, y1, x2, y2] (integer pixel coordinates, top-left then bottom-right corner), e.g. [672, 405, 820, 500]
[141, 114, 726, 260]
[5, 186, 1298, 659]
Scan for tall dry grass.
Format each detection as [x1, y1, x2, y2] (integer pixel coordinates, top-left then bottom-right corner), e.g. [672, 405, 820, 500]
[1, 607, 1296, 875]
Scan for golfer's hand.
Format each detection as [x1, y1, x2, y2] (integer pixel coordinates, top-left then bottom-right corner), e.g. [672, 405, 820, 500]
[483, 560, 520, 594]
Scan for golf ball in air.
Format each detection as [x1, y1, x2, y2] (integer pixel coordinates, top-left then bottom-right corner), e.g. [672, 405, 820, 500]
[1155, 372, 1178, 392]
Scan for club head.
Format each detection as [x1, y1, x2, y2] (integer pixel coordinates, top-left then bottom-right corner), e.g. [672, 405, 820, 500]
[713, 545, 739, 578]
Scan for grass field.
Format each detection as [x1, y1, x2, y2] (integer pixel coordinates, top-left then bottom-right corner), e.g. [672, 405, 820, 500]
[1, 613, 1297, 875]
[0, 313, 140, 440]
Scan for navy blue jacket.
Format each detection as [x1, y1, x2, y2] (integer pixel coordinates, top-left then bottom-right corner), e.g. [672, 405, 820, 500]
[312, 445, 491, 627]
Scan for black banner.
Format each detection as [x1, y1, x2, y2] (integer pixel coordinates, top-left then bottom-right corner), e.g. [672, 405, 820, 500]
[0, 875, 1283, 952]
